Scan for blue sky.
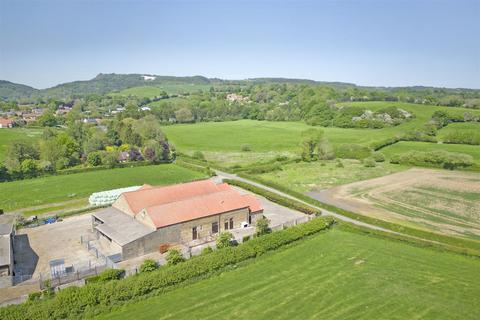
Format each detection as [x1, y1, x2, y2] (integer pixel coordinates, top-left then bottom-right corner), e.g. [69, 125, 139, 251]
[0, 0, 479, 89]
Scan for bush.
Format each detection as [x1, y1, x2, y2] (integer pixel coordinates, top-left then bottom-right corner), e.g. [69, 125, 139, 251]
[216, 232, 234, 249]
[242, 235, 251, 243]
[87, 152, 102, 167]
[201, 246, 214, 255]
[372, 152, 385, 162]
[139, 259, 158, 273]
[87, 268, 124, 283]
[363, 158, 376, 167]
[166, 249, 185, 266]
[241, 144, 252, 152]
[335, 159, 344, 168]
[391, 150, 474, 170]
[192, 151, 205, 160]
[27, 292, 42, 302]
[256, 217, 271, 236]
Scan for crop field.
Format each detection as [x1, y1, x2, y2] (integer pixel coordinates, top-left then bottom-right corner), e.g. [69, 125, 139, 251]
[381, 141, 480, 165]
[111, 84, 211, 98]
[0, 128, 42, 160]
[309, 168, 480, 240]
[0, 164, 206, 212]
[255, 160, 408, 192]
[99, 228, 480, 320]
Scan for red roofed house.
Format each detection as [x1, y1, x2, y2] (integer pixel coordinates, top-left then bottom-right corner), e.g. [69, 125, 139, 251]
[91, 179, 263, 260]
[0, 118, 15, 128]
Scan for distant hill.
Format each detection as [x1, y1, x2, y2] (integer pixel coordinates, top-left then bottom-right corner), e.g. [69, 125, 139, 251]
[1, 73, 479, 101]
[0, 80, 38, 100]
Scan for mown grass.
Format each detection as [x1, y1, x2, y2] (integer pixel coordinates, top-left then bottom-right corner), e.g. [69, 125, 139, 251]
[381, 141, 480, 165]
[0, 164, 206, 212]
[99, 227, 480, 320]
[0, 128, 42, 160]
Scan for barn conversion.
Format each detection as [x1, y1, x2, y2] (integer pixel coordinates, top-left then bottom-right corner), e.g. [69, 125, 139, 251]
[91, 180, 263, 260]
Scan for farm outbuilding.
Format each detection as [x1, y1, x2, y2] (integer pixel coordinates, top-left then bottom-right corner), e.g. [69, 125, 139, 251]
[91, 180, 263, 260]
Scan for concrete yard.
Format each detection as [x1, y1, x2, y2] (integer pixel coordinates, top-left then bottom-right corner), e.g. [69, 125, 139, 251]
[14, 213, 104, 278]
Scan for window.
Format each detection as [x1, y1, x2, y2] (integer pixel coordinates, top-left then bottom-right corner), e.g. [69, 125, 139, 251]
[212, 222, 219, 234]
[224, 220, 229, 230]
[192, 226, 198, 240]
[229, 217, 234, 230]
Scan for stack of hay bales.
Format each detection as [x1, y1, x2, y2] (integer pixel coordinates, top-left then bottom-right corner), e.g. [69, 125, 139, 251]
[89, 186, 142, 206]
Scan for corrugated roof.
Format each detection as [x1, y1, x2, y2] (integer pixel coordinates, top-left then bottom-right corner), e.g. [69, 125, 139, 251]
[145, 189, 263, 228]
[93, 207, 154, 246]
[122, 179, 226, 215]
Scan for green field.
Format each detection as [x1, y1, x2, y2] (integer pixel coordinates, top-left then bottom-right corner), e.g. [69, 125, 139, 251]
[0, 128, 42, 160]
[0, 164, 206, 212]
[381, 141, 480, 165]
[255, 160, 407, 192]
[111, 84, 211, 98]
[100, 228, 480, 320]
[438, 122, 480, 142]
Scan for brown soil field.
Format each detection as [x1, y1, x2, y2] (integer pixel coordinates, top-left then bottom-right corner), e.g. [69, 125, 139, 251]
[308, 168, 480, 240]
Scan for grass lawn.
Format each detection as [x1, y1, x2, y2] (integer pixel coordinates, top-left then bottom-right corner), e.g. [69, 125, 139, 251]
[255, 160, 408, 192]
[99, 228, 480, 320]
[0, 164, 206, 212]
[381, 141, 480, 165]
[0, 128, 42, 160]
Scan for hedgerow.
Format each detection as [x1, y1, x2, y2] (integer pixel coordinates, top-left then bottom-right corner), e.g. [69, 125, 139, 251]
[0, 216, 334, 319]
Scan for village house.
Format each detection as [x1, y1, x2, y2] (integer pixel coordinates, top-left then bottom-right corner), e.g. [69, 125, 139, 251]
[0, 118, 15, 128]
[91, 180, 263, 260]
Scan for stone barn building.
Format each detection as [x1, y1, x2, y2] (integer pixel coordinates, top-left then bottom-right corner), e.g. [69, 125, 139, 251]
[91, 180, 263, 260]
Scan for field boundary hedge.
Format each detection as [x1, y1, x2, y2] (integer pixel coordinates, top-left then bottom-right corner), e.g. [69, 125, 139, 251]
[0, 216, 334, 319]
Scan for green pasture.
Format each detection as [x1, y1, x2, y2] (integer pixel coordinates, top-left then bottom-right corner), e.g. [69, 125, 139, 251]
[0, 128, 42, 160]
[0, 164, 206, 212]
[111, 84, 211, 98]
[100, 228, 480, 320]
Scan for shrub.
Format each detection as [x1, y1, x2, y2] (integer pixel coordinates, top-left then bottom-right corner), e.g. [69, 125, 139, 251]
[201, 246, 214, 255]
[192, 151, 205, 160]
[242, 235, 251, 243]
[166, 249, 185, 266]
[87, 152, 102, 167]
[391, 150, 474, 170]
[140, 259, 158, 273]
[372, 152, 385, 162]
[216, 232, 234, 249]
[335, 159, 344, 168]
[241, 144, 252, 152]
[27, 292, 42, 302]
[86, 268, 124, 283]
[363, 157, 376, 167]
[256, 217, 271, 236]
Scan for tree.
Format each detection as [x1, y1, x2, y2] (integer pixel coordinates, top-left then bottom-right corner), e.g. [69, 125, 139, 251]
[139, 259, 158, 272]
[317, 138, 334, 160]
[175, 108, 194, 123]
[20, 159, 39, 178]
[165, 249, 185, 266]
[37, 111, 57, 127]
[256, 217, 271, 236]
[87, 152, 102, 166]
[300, 129, 324, 161]
[216, 232, 234, 249]
[5, 140, 40, 173]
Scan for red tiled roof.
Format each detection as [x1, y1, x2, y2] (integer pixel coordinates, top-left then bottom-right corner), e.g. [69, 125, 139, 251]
[0, 118, 14, 126]
[122, 179, 227, 215]
[145, 189, 263, 228]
